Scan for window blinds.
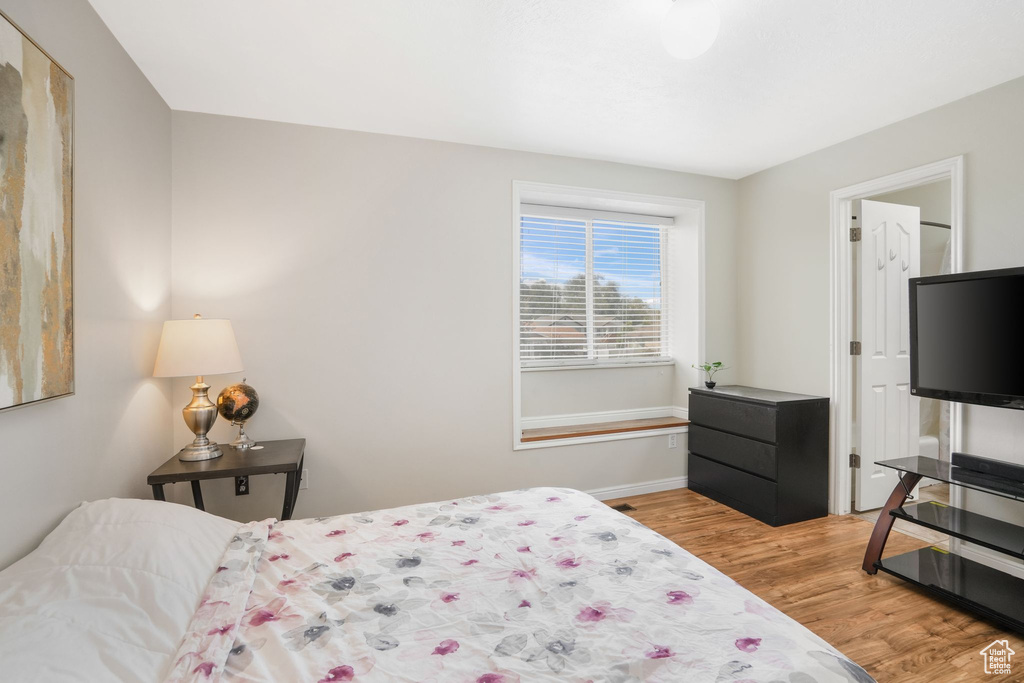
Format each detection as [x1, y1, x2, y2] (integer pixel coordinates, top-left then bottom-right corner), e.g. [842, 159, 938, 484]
[519, 210, 668, 366]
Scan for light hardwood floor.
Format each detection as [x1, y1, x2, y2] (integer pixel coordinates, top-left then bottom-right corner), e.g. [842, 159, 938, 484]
[605, 488, 1018, 682]
[853, 483, 951, 546]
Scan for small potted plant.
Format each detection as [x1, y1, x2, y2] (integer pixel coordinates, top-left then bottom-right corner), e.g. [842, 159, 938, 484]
[693, 361, 727, 389]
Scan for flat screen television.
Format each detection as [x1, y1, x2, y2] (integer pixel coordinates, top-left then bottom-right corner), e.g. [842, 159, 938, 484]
[910, 266, 1024, 410]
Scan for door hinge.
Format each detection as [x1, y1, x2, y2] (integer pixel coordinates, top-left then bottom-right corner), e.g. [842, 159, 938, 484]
[850, 453, 861, 468]
[850, 227, 862, 242]
[850, 341, 862, 356]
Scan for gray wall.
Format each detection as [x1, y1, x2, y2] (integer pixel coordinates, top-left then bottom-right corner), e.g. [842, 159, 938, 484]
[736, 76, 1024, 551]
[737, 76, 1024, 398]
[167, 111, 738, 520]
[0, 0, 173, 568]
[8, 6, 1022, 572]
[521, 365, 675, 419]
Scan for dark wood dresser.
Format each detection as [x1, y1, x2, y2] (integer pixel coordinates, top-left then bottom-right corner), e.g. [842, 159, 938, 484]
[688, 385, 829, 526]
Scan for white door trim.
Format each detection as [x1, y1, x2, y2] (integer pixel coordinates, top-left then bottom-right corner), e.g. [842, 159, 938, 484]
[828, 156, 964, 515]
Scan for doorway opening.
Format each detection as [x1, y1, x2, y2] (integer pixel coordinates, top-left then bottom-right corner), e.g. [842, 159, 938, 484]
[828, 157, 964, 526]
[852, 183, 952, 527]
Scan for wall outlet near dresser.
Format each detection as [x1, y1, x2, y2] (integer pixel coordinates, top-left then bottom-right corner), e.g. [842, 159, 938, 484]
[300, 469, 309, 490]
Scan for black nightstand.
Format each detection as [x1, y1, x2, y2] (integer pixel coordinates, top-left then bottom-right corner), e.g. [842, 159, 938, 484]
[147, 438, 305, 520]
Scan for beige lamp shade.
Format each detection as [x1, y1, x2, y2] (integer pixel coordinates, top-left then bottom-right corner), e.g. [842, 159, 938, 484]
[153, 316, 244, 378]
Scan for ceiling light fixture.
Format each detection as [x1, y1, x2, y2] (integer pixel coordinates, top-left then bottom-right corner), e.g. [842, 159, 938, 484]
[661, 0, 721, 60]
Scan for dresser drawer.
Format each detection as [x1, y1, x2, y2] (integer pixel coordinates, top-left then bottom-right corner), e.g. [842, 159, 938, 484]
[689, 454, 779, 525]
[689, 393, 776, 443]
[688, 425, 777, 481]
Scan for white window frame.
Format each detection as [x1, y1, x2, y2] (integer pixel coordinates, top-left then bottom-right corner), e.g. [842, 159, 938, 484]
[519, 203, 672, 370]
[512, 181, 706, 450]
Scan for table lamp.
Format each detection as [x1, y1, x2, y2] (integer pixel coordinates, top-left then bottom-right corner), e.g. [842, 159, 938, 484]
[154, 314, 244, 461]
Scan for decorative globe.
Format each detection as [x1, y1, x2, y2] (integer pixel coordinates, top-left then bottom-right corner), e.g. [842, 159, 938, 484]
[217, 381, 259, 424]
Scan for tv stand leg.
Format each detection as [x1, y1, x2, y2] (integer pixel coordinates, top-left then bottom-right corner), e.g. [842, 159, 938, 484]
[862, 472, 923, 574]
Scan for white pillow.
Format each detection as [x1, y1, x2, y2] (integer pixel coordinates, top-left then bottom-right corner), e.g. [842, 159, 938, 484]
[0, 498, 238, 682]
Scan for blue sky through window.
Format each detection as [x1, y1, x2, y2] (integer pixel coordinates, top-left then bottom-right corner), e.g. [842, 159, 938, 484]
[519, 215, 663, 309]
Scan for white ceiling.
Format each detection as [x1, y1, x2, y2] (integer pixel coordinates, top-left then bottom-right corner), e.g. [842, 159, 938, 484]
[87, 0, 1024, 179]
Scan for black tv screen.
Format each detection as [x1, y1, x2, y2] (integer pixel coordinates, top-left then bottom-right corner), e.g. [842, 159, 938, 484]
[910, 267, 1024, 409]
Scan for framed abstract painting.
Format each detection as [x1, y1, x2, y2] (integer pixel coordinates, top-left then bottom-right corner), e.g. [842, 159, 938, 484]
[0, 11, 74, 411]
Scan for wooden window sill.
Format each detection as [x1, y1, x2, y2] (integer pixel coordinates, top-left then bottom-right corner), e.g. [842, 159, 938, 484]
[521, 417, 690, 443]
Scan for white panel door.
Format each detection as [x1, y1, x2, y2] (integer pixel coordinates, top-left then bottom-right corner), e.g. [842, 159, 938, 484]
[855, 200, 921, 511]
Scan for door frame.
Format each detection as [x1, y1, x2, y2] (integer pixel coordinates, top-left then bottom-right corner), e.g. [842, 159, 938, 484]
[828, 156, 964, 516]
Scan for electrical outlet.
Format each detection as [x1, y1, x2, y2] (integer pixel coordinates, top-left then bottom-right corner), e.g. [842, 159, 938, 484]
[235, 475, 249, 496]
[668, 434, 678, 449]
[300, 468, 309, 490]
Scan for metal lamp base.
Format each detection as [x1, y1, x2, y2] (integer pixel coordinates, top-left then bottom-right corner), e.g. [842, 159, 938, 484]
[177, 376, 224, 462]
[178, 442, 224, 462]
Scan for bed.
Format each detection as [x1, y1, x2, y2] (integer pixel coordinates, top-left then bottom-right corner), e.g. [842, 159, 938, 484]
[0, 488, 873, 682]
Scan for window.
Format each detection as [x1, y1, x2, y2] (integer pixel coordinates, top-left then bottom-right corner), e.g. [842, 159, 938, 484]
[518, 204, 670, 367]
[512, 182, 702, 450]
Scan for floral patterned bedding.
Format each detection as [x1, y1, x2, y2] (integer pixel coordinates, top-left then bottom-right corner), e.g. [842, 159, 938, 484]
[164, 487, 873, 682]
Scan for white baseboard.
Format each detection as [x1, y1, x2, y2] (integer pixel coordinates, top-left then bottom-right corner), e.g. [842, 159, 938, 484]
[522, 406, 686, 430]
[958, 544, 1024, 580]
[586, 476, 688, 501]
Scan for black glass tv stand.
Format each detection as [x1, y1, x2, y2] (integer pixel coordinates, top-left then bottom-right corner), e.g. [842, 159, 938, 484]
[861, 456, 1024, 633]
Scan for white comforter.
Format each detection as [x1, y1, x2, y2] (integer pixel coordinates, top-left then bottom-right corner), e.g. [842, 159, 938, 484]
[0, 490, 873, 682]
[166, 488, 872, 682]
